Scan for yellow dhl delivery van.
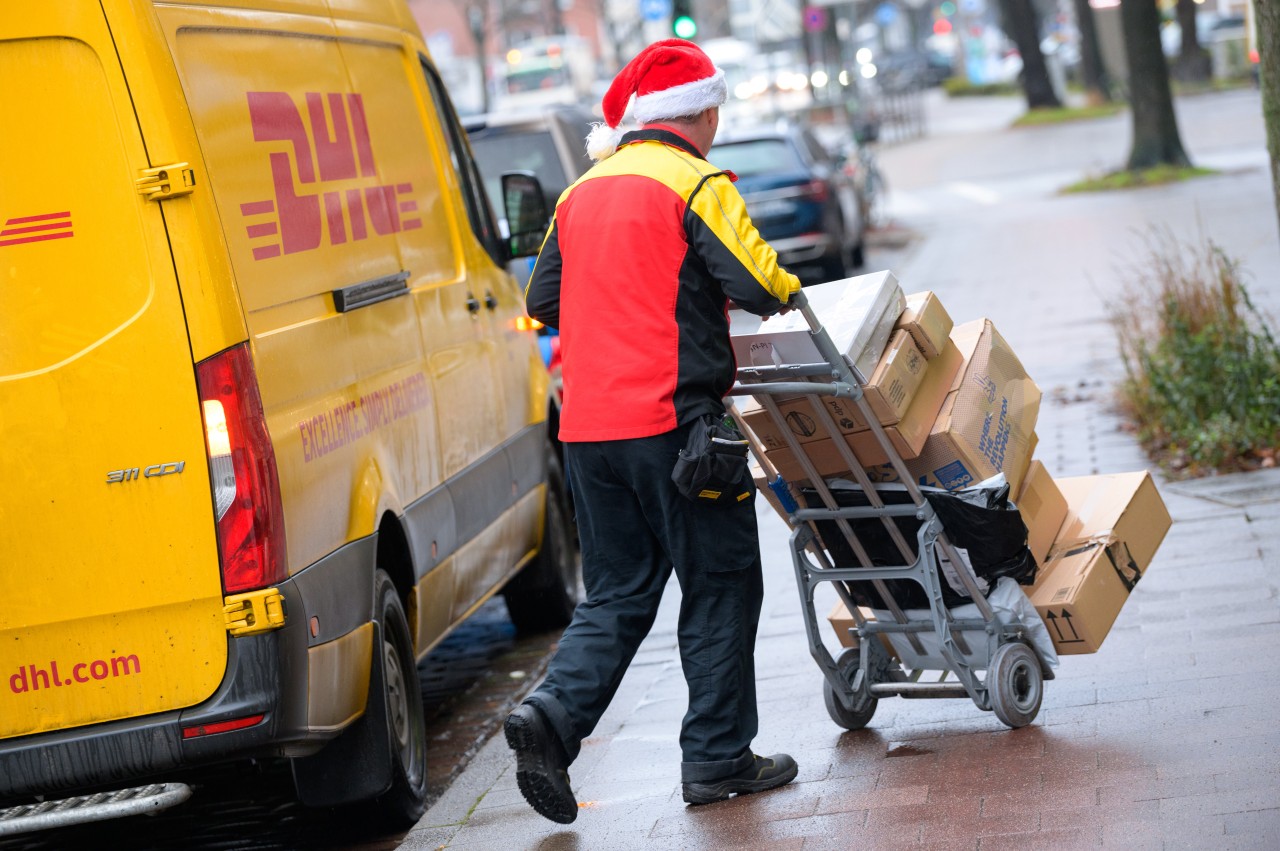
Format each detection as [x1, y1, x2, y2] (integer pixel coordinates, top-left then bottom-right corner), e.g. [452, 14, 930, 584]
[0, 0, 578, 833]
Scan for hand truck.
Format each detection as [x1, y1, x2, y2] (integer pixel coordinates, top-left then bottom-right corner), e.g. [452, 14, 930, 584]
[727, 288, 1053, 730]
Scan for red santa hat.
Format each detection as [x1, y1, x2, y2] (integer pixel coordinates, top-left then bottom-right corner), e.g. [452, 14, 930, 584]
[585, 39, 727, 162]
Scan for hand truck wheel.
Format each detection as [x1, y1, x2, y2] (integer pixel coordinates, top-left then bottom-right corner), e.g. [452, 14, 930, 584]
[823, 648, 878, 731]
[988, 642, 1043, 729]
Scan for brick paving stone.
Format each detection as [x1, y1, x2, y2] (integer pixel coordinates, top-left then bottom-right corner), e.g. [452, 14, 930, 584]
[978, 826, 1103, 850]
[1222, 808, 1280, 841]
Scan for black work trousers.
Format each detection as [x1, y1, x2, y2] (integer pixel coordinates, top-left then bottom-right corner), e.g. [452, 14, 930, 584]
[523, 421, 765, 783]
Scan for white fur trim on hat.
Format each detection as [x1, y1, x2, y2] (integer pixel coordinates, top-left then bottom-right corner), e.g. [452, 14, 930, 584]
[633, 67, 727, 124]
[585, 121, 626, 163]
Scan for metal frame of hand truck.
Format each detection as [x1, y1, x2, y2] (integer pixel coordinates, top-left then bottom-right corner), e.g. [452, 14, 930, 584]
[727, 289, 1052, 730]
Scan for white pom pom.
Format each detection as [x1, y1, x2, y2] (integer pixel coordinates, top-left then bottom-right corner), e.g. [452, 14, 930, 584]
[585, 122, 625, 162]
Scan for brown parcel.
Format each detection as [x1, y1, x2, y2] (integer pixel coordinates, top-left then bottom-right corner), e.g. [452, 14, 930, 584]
[895, 290, 954, 359]
[827, 601, 899, 659]
[1028, 470, 1172, 654]
[1016, 460, 1069, 569]
[1051, 471, 1171, 573]
[738, 329, 928, 448]
[865, 318, 1041, 494]
[759, 338, 965, 481]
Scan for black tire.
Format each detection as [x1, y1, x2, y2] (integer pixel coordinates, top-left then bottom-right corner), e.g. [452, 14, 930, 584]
[819, 248, 848, 283]
[503, 447, 581, 634]
[822, 648, 878, 731]
[848, 240, 865, 271]
[988, 642, 1043, 729]
[367, 570, 428, 828]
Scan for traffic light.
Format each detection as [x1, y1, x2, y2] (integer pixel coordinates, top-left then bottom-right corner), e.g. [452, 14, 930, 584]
[671, 0, 697, 39]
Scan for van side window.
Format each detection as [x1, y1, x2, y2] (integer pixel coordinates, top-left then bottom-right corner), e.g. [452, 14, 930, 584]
[420, 59, 503, 265]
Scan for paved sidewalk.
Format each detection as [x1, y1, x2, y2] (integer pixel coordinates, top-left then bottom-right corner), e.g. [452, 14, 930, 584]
[404, 90, 1280, 849]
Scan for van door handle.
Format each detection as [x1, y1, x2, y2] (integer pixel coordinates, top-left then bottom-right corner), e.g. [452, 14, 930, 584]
[466, 294, 481, 313]
[484, 291, 498, 311]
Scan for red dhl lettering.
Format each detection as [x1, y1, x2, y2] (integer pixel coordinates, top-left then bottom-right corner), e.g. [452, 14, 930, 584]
[8, 654, 141, 694]
[299, 374, 430, 462]
[241, 91, 421, 261]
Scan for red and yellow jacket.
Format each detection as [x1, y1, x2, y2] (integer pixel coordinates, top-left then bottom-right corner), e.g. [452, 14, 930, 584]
[525, 128, 801, 442]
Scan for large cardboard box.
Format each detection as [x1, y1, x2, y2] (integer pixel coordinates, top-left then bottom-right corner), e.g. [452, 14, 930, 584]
[738, 392, 869, 449]
[1029, 541, 1140, 655]
[1028, 470, 1172, 654]
[895, 291, 953, 359]
[1016, 460, 1069, 569]
[737, 329, 927, 447]
[759, 338, 964, 480]
[730, 270, 906, 381]
[865, 318, 1041, 494]
[1049, 471, 1171, 573]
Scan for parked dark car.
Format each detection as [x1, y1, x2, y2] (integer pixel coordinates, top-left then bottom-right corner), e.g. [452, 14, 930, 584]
[709, 122, 866, 285]
[464, 106, 596, 370]
[464, 105, 595, 229]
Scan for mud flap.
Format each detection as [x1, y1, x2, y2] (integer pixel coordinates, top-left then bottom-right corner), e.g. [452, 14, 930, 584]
[291, 622, 393, 807]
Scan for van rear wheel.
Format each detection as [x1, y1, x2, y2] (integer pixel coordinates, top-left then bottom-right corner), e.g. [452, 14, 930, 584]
[503, 447, 581, 634]
[366, 570, 428, 828]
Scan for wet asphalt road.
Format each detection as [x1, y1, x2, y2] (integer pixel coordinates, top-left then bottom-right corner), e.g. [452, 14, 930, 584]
[0, 598, 560, 851]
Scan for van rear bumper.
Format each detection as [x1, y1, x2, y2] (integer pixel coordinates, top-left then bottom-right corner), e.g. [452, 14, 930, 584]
[0, 583, 314, 800]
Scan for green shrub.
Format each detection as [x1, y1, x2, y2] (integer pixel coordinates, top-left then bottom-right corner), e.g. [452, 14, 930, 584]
[1110, 230, 1280, 476]
[943, 77, 1021, 97]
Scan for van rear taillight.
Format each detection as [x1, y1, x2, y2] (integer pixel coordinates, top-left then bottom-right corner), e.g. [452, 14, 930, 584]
[196, 344, 287, 594]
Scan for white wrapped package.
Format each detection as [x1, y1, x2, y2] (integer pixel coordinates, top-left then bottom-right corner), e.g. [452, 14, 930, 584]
[874, 577, 1059, 671]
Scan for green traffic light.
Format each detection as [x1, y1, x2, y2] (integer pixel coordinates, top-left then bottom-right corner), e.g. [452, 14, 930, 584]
[673, 15, 697, 39]
[940, 1, 956, 15]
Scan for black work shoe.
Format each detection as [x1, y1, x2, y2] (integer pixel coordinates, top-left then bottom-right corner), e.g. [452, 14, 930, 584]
[504, 703, 577, 824]
[682, 753, 799, 805]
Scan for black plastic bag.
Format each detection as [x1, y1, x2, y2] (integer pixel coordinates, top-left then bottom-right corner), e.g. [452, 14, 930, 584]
[671, 413, 753, 505]
[928, 482, 1036, 590]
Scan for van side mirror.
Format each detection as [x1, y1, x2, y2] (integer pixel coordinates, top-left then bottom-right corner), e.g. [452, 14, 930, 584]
[502, 171, 550, 260]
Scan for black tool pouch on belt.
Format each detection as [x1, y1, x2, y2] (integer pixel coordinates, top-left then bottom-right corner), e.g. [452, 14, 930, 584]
[671, 413, 752, 505]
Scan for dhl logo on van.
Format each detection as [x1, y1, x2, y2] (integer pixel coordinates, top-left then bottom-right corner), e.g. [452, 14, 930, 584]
[241, 92, 421, 260]
[0, 211, 74, 247]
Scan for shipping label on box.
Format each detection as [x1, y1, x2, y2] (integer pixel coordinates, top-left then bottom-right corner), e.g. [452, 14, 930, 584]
[730, 270, 906, 378]
[1050, 471, 1171, 573]
[1030, 538, 1142, 654]
[1016, 460, 1069, 568]
[895, 290, 953, 359]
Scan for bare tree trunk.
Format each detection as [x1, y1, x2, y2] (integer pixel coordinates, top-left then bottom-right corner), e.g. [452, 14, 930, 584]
[1173, 0, 1211, 81]
[1120, 0, 1191, 169]
[997, 0, 1062, 108]
[1071, 0, 1112, 103]
[1260, 0, 1280, 238]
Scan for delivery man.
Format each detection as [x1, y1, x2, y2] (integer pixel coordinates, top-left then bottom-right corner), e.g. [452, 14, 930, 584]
[510, 38, 803, 824]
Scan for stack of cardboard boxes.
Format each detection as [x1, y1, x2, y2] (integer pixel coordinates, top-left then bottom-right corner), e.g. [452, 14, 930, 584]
[732, 272, 1172, 658]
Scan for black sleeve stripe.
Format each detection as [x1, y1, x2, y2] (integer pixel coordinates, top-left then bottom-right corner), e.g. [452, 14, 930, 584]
[525, 219, 563, 329]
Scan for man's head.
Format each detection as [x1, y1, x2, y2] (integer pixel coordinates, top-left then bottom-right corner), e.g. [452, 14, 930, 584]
[586, 39, 726, 162]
